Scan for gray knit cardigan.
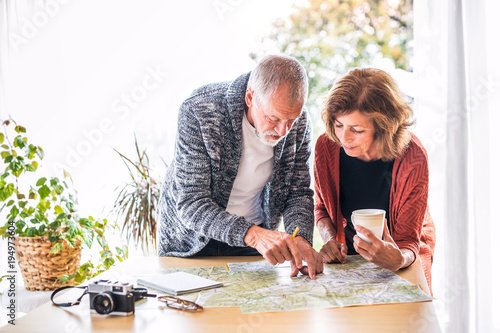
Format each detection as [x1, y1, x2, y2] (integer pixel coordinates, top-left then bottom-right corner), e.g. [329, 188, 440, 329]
[157, 72, 314, 257]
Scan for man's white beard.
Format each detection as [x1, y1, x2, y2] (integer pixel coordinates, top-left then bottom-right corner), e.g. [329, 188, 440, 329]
[256, 129, 283, 147]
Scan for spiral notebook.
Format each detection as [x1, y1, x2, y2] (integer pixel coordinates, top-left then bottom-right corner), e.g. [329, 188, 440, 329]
[137, 272, 223, 296]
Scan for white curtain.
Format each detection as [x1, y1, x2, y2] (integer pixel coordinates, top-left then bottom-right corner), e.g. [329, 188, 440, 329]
[445, 0, 470, 332]
[415, 0, 500, 332]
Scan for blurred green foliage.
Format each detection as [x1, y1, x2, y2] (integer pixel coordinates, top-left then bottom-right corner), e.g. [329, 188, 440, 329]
[251, 0, 413, 136]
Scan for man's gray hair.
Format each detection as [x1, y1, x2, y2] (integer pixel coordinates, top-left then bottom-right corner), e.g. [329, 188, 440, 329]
[247, 55, 308, 107]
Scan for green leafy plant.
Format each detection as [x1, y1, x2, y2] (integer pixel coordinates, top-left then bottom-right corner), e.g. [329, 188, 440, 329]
[58, 220, 128, 285]
[0, 118, 126, 285]
[112, 136, 162, 255]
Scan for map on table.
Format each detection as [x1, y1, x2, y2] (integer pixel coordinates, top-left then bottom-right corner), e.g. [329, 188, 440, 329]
[140, 256, 432, 314]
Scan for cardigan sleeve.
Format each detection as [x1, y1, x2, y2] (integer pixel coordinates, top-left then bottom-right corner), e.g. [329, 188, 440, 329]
[312, 134, 347, 244]
[170, 98, 253, 247]
[313, 135, 332, 223]
[282, 110, 315, 244]
[390, 140, 430, 260]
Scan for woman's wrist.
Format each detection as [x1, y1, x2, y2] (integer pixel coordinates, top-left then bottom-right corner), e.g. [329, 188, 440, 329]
[398, 248, 416, 270]
[317, 217, 337, 243]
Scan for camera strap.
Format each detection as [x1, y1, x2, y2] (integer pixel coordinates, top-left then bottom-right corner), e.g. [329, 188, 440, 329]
[51, 286, 88, 307]
[131, 287, 156, 300]
[50, 285, 156, 308]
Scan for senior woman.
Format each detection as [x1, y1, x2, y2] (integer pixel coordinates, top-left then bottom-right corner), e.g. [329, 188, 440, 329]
[314, 68, 436, 290]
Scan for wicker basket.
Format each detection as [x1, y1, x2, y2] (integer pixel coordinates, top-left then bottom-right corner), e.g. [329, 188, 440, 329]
[14, 236, 82, 291]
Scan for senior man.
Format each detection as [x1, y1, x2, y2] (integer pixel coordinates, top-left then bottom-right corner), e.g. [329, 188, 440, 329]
[157, 55, 323, 278]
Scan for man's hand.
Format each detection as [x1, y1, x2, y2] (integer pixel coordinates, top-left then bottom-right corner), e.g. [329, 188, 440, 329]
[244, 225, 303, 268]
[319, 238, 347, 264]
[289, 236, 324, 280]
[353, 223, 408, 272]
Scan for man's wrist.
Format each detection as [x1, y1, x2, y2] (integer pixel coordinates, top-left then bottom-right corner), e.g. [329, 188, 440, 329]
[243, 225, 259, 247]
[294, 235, 312, 246]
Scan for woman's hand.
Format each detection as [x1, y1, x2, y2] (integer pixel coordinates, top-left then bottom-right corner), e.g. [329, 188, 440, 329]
[319, 238, 347, 264]
[353, 222, 405, 272]
[316, 217, 347, 263]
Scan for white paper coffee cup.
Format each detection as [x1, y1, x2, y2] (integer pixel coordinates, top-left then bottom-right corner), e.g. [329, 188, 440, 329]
[351, 209, 386, 244]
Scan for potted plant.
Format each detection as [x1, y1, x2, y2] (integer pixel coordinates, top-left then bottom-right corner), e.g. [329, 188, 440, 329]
[0, 118, 125, 290]
[112, 137, 163, 255]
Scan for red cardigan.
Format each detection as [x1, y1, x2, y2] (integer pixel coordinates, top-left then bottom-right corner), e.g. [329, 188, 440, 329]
[314, 133, 436, 291]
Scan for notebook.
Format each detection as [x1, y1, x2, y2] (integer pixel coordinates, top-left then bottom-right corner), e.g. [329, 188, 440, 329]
[137, 272, 223, 296]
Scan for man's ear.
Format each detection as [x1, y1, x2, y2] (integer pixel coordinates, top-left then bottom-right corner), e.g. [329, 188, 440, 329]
[245, 88, 253, 107]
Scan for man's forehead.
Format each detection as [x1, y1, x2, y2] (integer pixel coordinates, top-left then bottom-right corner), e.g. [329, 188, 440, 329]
[267, 110, 302, 122]
[267, 99, 303, 120]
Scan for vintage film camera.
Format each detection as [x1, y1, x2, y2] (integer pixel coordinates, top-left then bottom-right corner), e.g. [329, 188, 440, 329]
[88, 280, 146, 316]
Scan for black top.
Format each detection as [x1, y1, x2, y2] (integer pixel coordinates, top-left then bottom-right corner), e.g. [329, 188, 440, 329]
[339, 147, 394, 255]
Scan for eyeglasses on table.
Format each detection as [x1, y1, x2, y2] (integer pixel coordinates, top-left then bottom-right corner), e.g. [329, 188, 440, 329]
[157, 296, 203, 311]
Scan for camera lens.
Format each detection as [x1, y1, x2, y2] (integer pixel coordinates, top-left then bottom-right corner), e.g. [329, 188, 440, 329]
[93, 292, 115, 315]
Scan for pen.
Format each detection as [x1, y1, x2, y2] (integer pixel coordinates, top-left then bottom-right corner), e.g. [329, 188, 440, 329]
[291, 227, 299, 239]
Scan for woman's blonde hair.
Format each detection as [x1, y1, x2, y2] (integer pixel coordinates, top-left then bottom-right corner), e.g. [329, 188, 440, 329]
[321, 68, 413, 161]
